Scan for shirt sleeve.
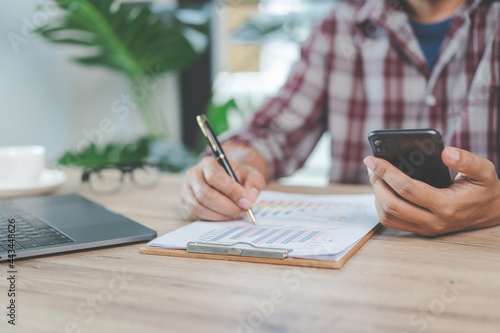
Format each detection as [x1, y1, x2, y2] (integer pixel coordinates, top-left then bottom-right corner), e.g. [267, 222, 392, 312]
[223, 15, 333, 181]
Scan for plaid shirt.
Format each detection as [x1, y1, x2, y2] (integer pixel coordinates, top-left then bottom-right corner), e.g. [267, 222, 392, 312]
[228, 0, 500, 184]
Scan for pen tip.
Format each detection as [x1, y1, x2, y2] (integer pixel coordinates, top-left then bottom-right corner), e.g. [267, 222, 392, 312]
[247, 208, 257, 223]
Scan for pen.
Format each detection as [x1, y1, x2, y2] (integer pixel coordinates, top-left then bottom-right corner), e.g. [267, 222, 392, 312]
[196, 114, 257, 223]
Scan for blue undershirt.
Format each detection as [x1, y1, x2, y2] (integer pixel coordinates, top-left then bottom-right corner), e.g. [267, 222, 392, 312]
[410, 18, 453, 71]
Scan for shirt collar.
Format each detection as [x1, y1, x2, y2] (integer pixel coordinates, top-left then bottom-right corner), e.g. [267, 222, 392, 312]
[354, 0, 484, 27]
[352, 0, 485, 77]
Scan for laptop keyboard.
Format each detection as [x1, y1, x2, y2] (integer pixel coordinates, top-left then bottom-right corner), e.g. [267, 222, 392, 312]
[0, 200, 74, 252]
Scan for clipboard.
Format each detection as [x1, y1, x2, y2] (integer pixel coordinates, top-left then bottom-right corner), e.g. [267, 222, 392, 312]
[139, 224, 381, 269]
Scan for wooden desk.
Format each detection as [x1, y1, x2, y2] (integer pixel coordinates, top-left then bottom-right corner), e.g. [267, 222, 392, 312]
[1, 171, 499, 333]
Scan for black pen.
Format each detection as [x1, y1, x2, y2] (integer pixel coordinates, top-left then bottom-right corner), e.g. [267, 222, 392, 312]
[196, 114, 257, 223]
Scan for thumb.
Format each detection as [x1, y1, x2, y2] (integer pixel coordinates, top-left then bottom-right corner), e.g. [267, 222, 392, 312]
[442, 147, 497, 183]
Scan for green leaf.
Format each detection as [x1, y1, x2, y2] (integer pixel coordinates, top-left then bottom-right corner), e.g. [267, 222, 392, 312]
[206, 98, 240, 136]
[44, 37, 95, 46]
[57, 137, 196, 172]
[35, 0, 207, 79]
[57, 137, 152, 168]
[34, 0, 208, 138]
[74, 55, 122, 71]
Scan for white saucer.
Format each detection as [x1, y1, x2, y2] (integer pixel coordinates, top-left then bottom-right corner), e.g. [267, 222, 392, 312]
[0, 169, 67, 198]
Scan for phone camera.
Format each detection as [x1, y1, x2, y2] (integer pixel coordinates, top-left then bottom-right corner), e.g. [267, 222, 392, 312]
[374, 139, 384, 146]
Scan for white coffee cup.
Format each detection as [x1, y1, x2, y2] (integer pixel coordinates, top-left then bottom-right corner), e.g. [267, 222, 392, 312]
[0, 146, 46, 187]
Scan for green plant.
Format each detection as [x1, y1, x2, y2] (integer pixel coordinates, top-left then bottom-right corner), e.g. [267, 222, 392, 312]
[58, 137, 152, 167]
[206, 97, 239, 136]
[36, 0, 207, 138]
[58, 137, 196, 171]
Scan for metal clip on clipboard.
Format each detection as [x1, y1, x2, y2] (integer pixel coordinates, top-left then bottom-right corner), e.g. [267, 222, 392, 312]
[186, 242, 292, 259]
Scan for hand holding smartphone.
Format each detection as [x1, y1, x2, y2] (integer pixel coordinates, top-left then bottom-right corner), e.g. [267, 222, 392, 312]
[368, 129, 452, 188]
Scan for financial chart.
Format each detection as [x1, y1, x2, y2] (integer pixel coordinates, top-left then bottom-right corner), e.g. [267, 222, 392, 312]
[199, 225, 326, 251]
[149, 191, 379, 257]
[252, 199, 365, 222]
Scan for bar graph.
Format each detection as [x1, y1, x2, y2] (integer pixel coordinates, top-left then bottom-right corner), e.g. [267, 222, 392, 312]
[149, 191, 379, 258]
[204, 225, 324, 249]
[252, 199, 362, 222]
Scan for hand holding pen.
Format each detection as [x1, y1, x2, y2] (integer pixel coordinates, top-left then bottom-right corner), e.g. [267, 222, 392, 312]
[187, 115, 264, 223]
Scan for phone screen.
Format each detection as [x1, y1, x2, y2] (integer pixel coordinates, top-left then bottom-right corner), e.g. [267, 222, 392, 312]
[368, 129, 452, 188]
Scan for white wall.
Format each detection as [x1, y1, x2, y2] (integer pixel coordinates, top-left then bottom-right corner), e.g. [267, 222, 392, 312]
[0, 1, 180, 163]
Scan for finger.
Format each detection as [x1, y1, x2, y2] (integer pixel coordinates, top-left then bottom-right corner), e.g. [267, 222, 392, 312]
[187, 166, 244, 218]
[370, 171, 437, 226]
[364, 156, 443, 211]
[200, 157, 253, 210]
[181, 181, 238, 221]
[442, 147, 497, 184]
[374, 199, 427, 235]
[241, 170, 265, 203]
[228, 161, 265, 203]
[229, 161, 246, 182]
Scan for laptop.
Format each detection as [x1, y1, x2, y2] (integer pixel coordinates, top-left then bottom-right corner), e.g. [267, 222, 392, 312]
[0, 194, 157, 262]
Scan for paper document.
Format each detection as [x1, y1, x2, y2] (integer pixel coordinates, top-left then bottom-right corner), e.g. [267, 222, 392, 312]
[148, 191, 380, 261]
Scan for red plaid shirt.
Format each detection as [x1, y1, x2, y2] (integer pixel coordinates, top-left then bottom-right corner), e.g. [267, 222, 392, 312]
[228, 0, 500, 184]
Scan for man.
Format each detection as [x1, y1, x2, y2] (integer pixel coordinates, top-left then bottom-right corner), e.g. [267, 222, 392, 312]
[181, 0, 500, 236]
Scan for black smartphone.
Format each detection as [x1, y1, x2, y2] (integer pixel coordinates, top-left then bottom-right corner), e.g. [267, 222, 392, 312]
[368, 129, 452, 188]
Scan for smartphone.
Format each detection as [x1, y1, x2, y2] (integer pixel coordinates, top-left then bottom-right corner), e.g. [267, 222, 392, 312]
[368, 129, 452, 188]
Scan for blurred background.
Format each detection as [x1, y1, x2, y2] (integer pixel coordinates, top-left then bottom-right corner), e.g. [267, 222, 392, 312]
[1, 0, 336, 186]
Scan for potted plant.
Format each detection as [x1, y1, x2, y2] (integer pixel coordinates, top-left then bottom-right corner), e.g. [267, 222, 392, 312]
[36, 0, 208, 169]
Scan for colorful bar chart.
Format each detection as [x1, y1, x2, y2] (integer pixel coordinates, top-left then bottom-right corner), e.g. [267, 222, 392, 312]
[252, 199, 360, 222]
[206, 225, 324, 248]
[149, 191, 380, 258]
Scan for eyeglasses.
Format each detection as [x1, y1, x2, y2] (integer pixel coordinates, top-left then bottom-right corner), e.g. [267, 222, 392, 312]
[81, 162, 161, 194]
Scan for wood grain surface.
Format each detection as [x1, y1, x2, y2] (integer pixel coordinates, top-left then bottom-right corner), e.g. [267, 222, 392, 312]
[1, 170, 499, 333]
